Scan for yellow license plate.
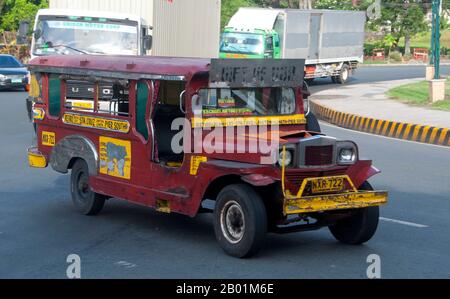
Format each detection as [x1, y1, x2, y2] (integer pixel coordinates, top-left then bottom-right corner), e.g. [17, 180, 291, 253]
[311, 177, 344, 194]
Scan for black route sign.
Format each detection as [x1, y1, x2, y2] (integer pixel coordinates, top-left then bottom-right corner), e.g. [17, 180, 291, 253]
[209, 59, 305, 88]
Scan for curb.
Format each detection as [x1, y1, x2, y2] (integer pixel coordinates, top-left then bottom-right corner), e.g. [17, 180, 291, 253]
[310, 101, 450, 147]
[361, 63, 450, 67]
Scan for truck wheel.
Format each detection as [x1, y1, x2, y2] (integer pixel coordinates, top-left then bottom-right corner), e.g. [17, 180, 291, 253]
[214, 184, 267, 258]
[70, 160, 105, 216]
[329, 182, 379, 245]
[306, 112, 321, 133]
[336, 64, 350, 84]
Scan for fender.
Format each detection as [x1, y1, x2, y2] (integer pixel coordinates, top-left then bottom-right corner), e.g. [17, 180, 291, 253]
[347, 160, 381, 189]
[50, 135, 98, 176]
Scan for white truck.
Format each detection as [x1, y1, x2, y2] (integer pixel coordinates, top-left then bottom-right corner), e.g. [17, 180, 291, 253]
[220, 8, 366, 84]
[30, 9, 152, 59]
[29, 0, 221, 59]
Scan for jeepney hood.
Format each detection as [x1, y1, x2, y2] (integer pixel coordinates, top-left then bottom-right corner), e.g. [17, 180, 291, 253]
[202, 129, 314, 165]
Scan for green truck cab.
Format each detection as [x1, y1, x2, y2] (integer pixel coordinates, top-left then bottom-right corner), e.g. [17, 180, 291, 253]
[220, 28, 281, 59]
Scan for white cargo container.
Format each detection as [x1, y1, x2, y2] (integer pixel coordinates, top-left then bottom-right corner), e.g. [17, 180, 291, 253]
[35, 0, 221, 58]
[221, 8, 366, 84]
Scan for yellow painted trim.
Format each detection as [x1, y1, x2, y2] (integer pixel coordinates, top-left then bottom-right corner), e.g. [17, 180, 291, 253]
[63, 113, 130, 133]
[284, 191, 388, 214]
[28, 151, 47, 168]
[190, 156, 208, 176]
[191, 114, 307, 128]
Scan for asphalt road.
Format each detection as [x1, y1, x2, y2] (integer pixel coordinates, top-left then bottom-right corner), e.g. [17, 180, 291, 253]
[309, 64, 450, 93]
[0, 67, 449, 278]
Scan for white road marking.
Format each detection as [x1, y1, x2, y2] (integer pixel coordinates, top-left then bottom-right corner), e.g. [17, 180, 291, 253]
[320, 122, 450, 150]
[115, 261, 137, 269]
[380, 217, 429, 228]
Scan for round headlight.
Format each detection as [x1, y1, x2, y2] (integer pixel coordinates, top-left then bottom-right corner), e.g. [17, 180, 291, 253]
[339, 148, 355, 163]
[278, 150, 293, 167]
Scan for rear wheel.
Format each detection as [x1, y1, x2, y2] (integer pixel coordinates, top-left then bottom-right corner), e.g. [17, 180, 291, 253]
[329, 182, 380, 245]
[214, 184, 267, 258]
[336, 64, 350, 84]
[70, 160, 106, 216]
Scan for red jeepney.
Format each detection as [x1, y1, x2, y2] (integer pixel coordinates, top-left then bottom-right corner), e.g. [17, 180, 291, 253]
[27, 55, 387, 258]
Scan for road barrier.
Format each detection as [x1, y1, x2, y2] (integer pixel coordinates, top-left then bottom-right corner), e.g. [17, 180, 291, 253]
[310, 101, 450, 147]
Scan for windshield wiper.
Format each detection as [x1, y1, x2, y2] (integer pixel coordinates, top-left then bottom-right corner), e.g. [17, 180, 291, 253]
[36, 43, 88, 55]
[223, 44, 245, 54]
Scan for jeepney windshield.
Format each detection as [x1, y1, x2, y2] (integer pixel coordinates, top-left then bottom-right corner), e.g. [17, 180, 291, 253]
[33, 16, 139, 56]
[195, 87, 296, 117]
[220, 32, 264, 55]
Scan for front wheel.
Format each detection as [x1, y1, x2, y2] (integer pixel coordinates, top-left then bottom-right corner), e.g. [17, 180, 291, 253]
[214, 184, 267, 258]
[329, 182, 380, 245]
[70, 160, 106, 216]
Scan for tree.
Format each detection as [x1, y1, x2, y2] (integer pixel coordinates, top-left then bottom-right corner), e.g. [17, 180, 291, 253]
[369, 1, 428, 55]
[0, 0, 48, 32]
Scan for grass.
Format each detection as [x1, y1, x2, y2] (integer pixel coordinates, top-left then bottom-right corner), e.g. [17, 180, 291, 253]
[398, 30, 450, 49]
[387, 77, 450, 111]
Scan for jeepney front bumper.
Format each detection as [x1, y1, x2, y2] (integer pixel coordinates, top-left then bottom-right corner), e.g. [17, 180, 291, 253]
[282, 175, 388, 215]
[283, 190, 388, 215]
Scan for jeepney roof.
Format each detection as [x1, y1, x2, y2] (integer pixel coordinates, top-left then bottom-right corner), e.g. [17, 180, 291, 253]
[27, 55, 211, 81]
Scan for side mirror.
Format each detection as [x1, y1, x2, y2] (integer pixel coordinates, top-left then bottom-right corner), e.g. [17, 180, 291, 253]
[17, 21, 30, 45]
[143, 35, 152, 51]
[33, 29, 42, 40]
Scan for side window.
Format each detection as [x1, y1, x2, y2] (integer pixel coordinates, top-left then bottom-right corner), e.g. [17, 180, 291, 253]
[158, 81, 186, 106]
[136, 81, 149, 140]
[48, 76, 61, 117]
[64, 79, 130, 117]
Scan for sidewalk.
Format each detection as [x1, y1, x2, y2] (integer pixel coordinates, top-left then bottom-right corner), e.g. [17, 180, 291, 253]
[310, 79, 450, 146]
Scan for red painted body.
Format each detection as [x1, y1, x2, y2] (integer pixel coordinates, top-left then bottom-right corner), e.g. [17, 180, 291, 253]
[29, 55, 380, 220]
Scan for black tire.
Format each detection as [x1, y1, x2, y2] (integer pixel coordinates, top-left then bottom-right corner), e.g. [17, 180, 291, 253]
[329, 182, 379, 245]
[336, 64, 350, 84]
[214, 184, 267, 258]
[306, 112, 321, 133]
[331, 76, 337, 83]
[70, 159, 106, 216]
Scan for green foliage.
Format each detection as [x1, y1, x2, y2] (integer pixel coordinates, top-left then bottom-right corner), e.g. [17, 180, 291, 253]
[221, 0, 253, 29]
[389, 50, 403, 62]
[0, 0, 49, 32]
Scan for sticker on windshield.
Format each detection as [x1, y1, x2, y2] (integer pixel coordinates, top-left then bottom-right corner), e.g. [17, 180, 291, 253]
[202, 108, 253, 117]
[45, 21, 137, 33]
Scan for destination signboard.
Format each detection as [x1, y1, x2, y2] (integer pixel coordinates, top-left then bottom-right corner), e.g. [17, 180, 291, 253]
[209, 59, 305, 88]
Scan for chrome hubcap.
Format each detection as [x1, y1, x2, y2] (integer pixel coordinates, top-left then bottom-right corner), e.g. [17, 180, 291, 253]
[220, 201, 245, 244]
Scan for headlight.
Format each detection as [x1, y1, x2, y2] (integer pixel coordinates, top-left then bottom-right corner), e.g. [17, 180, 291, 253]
[336, 141, 358, 165]
[0, 74, 7, 81]
[278, 149, 293, 167]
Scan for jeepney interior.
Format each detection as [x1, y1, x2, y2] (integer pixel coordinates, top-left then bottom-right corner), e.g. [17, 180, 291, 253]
[153, 80, 186, 166]
[63, 77, 130, 117]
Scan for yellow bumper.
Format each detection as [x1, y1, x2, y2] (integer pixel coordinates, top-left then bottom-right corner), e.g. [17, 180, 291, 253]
[284, 190, 388, 215]
[28, 147, 47, 168]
